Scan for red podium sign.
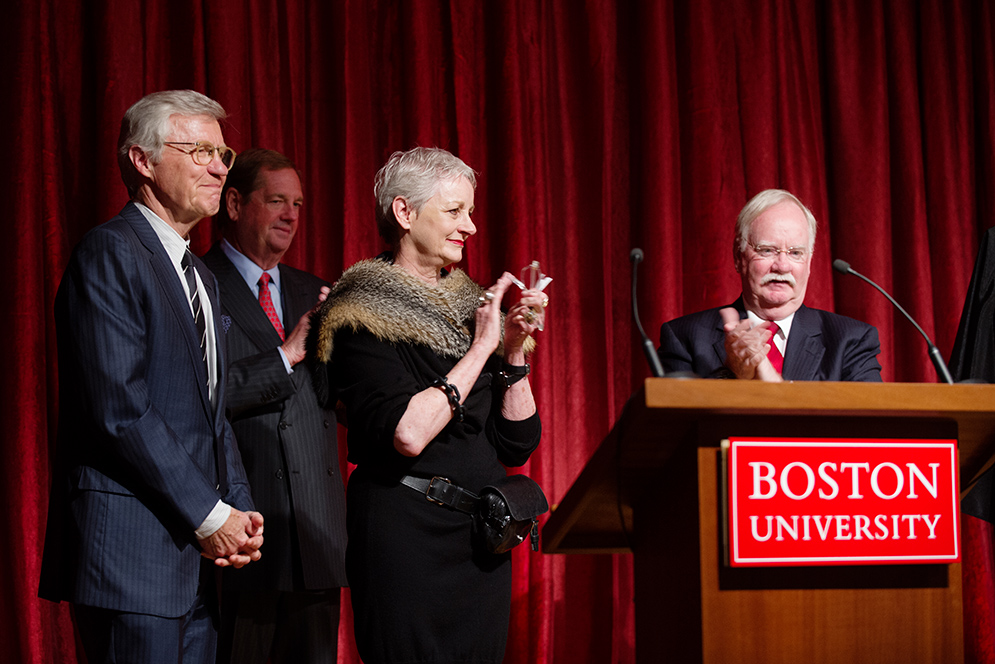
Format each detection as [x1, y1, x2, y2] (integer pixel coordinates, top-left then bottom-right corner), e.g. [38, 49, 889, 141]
[726, 438, 960, 567]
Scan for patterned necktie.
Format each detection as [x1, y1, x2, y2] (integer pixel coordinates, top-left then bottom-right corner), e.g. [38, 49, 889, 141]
[258, 272, 286, 340]
[767, 321, 784, 374]
[181, 251, 209, 381]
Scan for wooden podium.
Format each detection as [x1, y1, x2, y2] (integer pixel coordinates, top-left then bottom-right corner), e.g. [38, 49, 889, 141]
[543, 379, 995, 664]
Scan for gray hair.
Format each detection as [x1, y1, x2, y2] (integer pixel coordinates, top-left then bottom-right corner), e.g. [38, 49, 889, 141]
[734, 188, 818, 256]
[373, 147, 477, 247]
[117, 90, 227, 196]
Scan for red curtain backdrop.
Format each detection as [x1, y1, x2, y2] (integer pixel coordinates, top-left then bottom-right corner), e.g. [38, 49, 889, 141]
[6, 1, 995, 662]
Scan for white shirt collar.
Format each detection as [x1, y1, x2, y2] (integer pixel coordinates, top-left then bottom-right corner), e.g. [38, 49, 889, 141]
[745, 308, 795, 342]
[135, 201, 190, 266]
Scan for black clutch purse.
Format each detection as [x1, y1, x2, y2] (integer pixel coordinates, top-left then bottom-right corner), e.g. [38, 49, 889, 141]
[472, 475, 549, 554]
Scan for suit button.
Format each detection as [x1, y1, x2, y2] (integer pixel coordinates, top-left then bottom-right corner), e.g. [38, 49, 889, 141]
[327, 467, 334, 476]
[323, 420, 330, 429]
[275, 469, 284, 480]
[279, 421, 289, 430]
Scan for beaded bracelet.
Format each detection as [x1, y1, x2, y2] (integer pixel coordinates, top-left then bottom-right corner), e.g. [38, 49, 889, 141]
[429, 377, 465, 422]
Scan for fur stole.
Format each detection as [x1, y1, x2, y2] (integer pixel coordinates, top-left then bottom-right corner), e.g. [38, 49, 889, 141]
[310, 258, 535, 367]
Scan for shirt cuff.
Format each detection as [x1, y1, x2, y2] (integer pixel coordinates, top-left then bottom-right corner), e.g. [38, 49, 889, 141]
[195, 500, 232, 540]
[277, 347, 293, 374]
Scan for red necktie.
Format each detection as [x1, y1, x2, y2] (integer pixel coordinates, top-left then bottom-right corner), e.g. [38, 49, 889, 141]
[258, 272, 285, 340]
[766, 321, 783, 373]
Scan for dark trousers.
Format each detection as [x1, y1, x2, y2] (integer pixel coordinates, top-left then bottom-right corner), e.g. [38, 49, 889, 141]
[74, 569, 218, 664]
[216, 588, 341, 664]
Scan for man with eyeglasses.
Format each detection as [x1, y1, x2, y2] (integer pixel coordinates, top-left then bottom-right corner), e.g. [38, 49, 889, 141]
[201, 148, 347, 664]
[658, 189, 882, 382]
[39, 90, 263, 663]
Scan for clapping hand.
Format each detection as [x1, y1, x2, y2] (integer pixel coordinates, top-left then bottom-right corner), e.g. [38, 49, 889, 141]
[720, 307, 780, 381]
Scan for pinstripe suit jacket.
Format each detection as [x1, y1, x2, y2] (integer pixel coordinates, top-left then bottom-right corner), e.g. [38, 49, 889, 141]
[202, 244, 347, 591]
[657, 298, 883, 381]
[39, 202, 254, 617]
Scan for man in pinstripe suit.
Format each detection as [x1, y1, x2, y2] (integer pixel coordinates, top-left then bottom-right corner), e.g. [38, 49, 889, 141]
[39, 91, 264, 663]
[658, 189, 882, 382]
[202, 149, 347, 664]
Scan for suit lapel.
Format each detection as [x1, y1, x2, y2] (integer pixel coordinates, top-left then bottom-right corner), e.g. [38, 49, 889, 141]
[711, 320, 727, 367]
[782, 305, 824, 380]
[280, 266, 313, 327]
[206, 245, 285, 352]
[121, 204, 213, 413]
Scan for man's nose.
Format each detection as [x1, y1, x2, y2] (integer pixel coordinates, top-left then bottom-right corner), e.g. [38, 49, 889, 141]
[771, 251, 792, 269]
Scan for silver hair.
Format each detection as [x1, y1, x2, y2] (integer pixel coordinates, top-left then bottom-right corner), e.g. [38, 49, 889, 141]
[117, 90, 227, 196]
[734, 189, 818, 256]
[373, 147, 477, 247]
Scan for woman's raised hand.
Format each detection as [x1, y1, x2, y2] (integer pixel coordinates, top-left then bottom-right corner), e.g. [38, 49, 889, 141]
[504, 287, 546, 355]
[471, 273, 516, 354]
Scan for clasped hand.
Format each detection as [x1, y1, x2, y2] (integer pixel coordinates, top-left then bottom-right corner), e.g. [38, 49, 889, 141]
[198, 508, 265, 569]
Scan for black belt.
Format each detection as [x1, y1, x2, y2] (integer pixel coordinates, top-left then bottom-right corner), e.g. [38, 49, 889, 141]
[400, 475, 479, 514]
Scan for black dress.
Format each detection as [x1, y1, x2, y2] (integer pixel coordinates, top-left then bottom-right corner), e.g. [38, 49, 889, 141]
[313, 260, 541, 664]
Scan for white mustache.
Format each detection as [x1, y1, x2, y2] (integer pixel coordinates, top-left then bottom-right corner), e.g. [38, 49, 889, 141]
[761, 273, 796, 287]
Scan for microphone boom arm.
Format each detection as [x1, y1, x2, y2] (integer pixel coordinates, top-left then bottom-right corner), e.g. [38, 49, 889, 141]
[630, 248, 665, 378]
[833, 259, 953, 384]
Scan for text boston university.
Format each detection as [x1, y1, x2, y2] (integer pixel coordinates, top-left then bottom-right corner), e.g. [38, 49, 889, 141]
[726, 439, 960, 567]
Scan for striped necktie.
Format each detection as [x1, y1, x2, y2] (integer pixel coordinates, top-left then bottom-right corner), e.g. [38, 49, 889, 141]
[181, 251, 209, 382]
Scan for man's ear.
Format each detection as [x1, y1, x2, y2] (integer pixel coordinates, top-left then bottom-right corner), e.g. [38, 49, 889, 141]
[734, 254, 750, 278]
[392, 196, 413, 230]
[733, 241, 748, 275]
[129, 145, 153, 179]
[225, 188, 241, 222]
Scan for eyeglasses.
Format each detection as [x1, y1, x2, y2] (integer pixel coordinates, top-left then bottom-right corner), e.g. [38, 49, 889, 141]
[163, 141, 237, 168]
[748, 243, 809, 263]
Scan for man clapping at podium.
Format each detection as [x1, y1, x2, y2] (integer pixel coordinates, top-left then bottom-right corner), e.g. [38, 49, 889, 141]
[657, 189, 882, 382]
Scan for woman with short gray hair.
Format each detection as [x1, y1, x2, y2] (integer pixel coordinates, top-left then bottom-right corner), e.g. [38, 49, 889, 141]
[311, 146, 547, 663]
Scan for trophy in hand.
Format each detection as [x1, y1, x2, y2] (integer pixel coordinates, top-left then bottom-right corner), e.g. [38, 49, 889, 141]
[510, 260, 551, 331]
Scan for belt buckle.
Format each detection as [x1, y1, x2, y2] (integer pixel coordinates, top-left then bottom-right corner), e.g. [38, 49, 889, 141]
[426, 476, 451, 505]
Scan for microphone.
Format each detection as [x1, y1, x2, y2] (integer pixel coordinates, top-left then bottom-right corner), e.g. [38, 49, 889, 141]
[832, 259, 953, 384]
[630, 248, 666, 378]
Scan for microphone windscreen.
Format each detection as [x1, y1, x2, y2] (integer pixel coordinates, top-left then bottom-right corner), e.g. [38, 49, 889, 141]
[832, 259, 852, 274]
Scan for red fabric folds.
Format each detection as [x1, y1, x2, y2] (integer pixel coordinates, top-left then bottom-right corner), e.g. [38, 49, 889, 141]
[7, 1, 995, 662]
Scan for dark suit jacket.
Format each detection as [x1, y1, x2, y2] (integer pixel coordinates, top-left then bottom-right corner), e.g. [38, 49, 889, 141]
[39, 202, 254, 618]
[950, 226, 995, 384]
[949, 226, 995, 521]
[202, 243, 347, 591]
[658, 298, 883, 381]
